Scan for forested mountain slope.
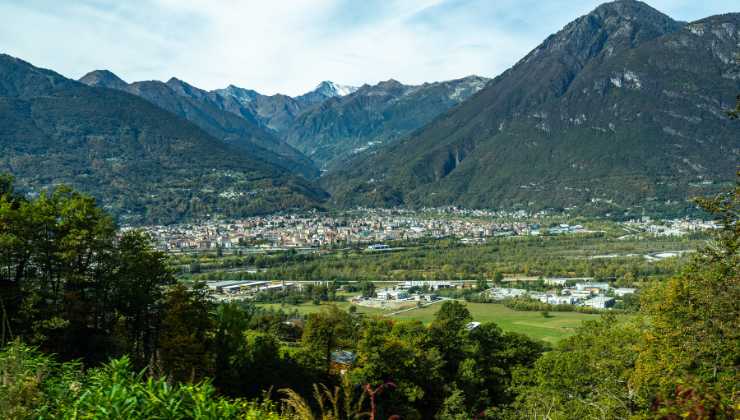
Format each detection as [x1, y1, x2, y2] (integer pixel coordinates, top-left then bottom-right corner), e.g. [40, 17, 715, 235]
[324, 1, 740, 216]
[0, 54, 327, 224]
[82, 69, 490, 173]
[284, 76, 489, 169]
[79, 71, 319, 179]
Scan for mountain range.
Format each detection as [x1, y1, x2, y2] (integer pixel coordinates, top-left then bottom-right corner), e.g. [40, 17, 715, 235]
[284, 76, 489, 169]
[1, 53, 485, 223]
[323, 1, 740, 216]
[78, 70, 320, 179]
[209, 81, 357, 134]
[1, 0, 738, 222]
[81, 71, 489, 171]
[0, 54, 327, 224]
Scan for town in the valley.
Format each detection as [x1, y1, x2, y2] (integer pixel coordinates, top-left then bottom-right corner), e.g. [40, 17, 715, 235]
[128, 207, 718, 252]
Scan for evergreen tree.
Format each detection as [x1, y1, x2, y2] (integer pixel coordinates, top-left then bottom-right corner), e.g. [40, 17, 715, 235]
[158, 283, 214, 383]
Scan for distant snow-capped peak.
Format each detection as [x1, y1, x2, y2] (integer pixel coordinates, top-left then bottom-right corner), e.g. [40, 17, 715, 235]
[313, 81, 358, 97]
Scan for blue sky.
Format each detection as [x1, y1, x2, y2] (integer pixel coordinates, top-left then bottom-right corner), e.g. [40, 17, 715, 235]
[0, 0, 736, 95]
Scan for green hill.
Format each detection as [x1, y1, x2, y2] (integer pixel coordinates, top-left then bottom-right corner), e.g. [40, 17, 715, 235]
[324, 2, 740, 216]
[79, 71, 319, 179]
[0, 54, 327, 224]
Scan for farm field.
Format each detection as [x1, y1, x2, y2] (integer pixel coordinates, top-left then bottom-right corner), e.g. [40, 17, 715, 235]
[391, 302, 602, 344]
[258, 300, 604, 344]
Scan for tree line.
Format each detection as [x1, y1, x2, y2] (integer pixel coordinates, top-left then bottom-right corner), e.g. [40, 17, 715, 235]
[1, 174, 737, 418]
[185, 234, 694, 285]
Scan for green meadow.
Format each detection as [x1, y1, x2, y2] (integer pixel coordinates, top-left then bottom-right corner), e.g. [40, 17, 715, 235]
[391, 301, 602, 344]
[258, 300, 604, 344]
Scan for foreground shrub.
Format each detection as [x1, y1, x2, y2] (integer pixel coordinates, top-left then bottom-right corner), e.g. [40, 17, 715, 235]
[0, 341, 286, 419]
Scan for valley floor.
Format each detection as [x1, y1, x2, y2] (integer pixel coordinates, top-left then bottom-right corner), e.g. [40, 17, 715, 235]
[257, 301, 603, 344]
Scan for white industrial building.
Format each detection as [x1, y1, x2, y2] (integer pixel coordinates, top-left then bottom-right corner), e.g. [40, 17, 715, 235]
[401, 280, 454, 290]
[376, 289, 410, 300]
[487, 287, 527, 300]
[583, 296, 615, 309]
[614, 287, 637, 296]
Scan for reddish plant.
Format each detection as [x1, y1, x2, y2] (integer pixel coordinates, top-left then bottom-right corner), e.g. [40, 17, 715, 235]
[651, 384, 732, 419]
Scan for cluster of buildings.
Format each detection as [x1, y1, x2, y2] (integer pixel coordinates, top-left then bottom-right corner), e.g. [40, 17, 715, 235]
[352, 280, 453, 308]
[204, 276, 638, 310]
[120, 203, 722, 253]
[487, 281, 637, 309]
[206, 280, 297, 301]
[619, 217, 719, 237]
[128, 209, 589, 252]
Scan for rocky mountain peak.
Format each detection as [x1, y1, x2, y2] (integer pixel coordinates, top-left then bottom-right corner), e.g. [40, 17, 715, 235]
[296, 81, 359, 106]
[0, 54, 74, 97]
[166, 77, 197, 94]
[352, 79, 408, 97]
[321, 4, 738, 214]
[79, 70, 128, 90]
[215, 84, 261, 103]
[312, 80, 358, 97]
[522, 0, 683, 70]
[375, 79, 404, 88]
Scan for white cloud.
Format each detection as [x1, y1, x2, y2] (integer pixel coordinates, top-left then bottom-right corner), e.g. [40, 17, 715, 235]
[0, 0, 735, 96]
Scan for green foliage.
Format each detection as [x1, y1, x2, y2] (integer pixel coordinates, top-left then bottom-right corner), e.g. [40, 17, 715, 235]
[435, 388, 470, 420]
[1, 182, 116, 358]
[359, 281, 376, 298]
[158, 283, 214, 383]
[2, 169, 738, 418]
[209, 302, 322, 400]
[509, 177, 740, 418]
[114, 231, 175, 366]
[502, 296, 620, 314]
[0, 177, 174, 366]
[254, 282, 343, 305]
[350, 303, 545, 418]
[213, 302, 256, 392]
[279, 377, 369, 420]
[1, 172, 550, 418]
[0, 340, 81, 419]
[510, 315, 644, 419]
[0, 341, 286, 419]
[351, 318, 445, 419]
[429, 301, 473, 381]
[302, 305, 355, 373]
[193, 233, 694, 286]
[631, 181, 740, 416]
